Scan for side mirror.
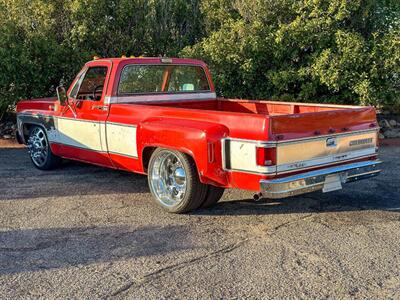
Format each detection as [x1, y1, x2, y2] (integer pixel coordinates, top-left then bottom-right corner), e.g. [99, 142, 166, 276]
[56, 86, 68, 106]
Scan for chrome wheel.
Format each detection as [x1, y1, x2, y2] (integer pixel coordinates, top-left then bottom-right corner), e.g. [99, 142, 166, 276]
[27, 127, 49, 168]
[149, 151, 187, 207]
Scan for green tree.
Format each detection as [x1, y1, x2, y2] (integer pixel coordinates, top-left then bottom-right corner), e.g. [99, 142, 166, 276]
[0, 0, 204, 118]
[0, 0, 399, 119]
[183, 0, 400, 109]
[0, 0, 81, 117]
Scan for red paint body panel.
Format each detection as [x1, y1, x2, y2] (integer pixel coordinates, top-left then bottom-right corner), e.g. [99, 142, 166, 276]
[269, 107, 377, 140]
[138, 118, 229, 185]
[107, 103, 268, 140]
[51, 143, 114, 168]
[108, 153, 143, 173]
[16, 57, 379, 192]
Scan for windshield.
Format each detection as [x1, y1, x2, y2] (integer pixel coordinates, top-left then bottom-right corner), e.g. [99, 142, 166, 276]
[118, 65, 210, 95]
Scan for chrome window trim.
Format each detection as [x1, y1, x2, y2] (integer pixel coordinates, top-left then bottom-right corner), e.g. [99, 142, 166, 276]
[68, 67, 88, 99]
[71, 66, 109, 101]
[109, 92, 217, 104]
[117, 63, 212, 96]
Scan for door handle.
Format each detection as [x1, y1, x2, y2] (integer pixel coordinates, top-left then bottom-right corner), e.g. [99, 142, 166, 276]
[92, 105, 108, 111]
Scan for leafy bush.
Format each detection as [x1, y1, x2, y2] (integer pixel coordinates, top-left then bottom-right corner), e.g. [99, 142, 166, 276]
[183, 0, 400, 110]
[0, 0, 399, 119]
[0, 0, 204, 118]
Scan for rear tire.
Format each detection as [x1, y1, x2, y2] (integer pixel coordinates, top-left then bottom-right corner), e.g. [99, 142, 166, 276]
[148, 148, 207, 213]
[27, 126, 61, 170]
[201, 185, 225, 208]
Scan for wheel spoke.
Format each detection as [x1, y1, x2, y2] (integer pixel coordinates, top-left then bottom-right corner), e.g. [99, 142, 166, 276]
[27, 127, 49, 167]
[150, 151, 187, 207]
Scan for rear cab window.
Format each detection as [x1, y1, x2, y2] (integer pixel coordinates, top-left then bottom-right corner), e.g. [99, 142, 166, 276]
[118, 65, 210, 95]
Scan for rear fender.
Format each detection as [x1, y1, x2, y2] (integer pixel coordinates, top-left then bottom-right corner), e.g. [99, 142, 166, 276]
[138, 118, 230, 186]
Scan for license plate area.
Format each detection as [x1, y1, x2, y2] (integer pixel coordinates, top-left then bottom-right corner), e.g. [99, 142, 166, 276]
[322, 173, 343, 193]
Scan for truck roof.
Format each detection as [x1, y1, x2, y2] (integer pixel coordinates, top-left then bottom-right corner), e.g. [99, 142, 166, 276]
[87, 57, 208, 67]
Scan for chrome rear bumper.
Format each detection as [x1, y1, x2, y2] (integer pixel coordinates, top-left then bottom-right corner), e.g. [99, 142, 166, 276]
[260, 160, 382, 199]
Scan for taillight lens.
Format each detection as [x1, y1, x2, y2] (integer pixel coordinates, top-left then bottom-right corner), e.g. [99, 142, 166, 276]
[256, 147, 276, 166]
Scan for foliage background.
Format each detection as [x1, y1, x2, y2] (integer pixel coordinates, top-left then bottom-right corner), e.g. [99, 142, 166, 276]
[0, 0, 399, 118]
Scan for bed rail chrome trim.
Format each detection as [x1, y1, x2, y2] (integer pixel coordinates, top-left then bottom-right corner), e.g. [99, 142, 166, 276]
[260, 160, 382, 199]
[110, 92, 217, 104]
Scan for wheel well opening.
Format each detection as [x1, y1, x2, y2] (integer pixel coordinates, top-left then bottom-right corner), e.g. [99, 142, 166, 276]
[22, 123, 34, 142]
[142, 146, 157, 173]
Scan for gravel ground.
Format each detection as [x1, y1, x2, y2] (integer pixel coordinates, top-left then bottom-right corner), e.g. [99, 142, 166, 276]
[0, 143, 399, 299]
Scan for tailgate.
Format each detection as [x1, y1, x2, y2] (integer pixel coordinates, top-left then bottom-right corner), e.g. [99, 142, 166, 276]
[270, 107, 378, 174]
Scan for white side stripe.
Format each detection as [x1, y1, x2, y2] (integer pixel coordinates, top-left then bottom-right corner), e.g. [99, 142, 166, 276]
[29, 114, 139, 158]
[106, 123, 138, 157]
[48, 118, 104, 152]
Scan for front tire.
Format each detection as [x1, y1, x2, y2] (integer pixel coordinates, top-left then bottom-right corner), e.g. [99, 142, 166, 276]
[27, 126, 61, 170]
[148, 148, 207, 213]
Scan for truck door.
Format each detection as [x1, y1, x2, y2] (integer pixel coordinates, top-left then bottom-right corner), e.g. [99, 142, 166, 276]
[58, 61, 113, 166]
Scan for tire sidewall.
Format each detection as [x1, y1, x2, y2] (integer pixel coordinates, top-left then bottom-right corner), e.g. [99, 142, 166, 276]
[28, 126, 60, 170]
[148, 148, 202, 213]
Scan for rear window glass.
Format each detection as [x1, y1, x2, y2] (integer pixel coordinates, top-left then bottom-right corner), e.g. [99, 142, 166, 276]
[118, 65, 210, 94]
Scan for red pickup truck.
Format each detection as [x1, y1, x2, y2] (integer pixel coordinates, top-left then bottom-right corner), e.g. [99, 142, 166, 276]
[16, 57, 381, 213]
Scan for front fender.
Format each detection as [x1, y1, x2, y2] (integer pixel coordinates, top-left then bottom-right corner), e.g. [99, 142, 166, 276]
[138, 118, 230, 186]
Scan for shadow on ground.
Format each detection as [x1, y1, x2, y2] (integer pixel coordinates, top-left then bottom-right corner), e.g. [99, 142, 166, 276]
[0, 225, 194, 275]
[195, 154, 400, 216]
[196, 186, 400, 217]
[0, 148, 149, 200]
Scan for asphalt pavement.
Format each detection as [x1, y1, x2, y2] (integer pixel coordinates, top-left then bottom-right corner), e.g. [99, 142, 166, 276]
[0, 142, 399, 299]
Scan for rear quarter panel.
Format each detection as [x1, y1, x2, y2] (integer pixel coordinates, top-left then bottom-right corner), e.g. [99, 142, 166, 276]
[106, 103, 270, 187]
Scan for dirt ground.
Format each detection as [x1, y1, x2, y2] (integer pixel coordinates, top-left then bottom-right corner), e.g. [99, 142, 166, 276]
[0, 142, 399, 299]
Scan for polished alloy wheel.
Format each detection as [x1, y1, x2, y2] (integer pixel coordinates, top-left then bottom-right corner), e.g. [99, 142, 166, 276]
[149, 151, 187, 207]
[27, 127, 49, 168]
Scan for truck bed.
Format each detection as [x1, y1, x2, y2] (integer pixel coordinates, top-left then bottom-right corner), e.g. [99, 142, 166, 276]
[151, 98, 351, 116]
[147, 97, 378, 141]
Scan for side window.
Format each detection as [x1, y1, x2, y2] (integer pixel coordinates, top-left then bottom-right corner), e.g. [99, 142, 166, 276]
[69, 70, 86, 99]
[75, 67, 108, 101]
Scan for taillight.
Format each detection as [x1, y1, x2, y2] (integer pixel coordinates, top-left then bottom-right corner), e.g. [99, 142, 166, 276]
[256, 147, 276, 166]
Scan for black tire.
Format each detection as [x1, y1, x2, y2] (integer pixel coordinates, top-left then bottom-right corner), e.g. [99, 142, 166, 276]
[147, 148, 207, 213]
[201, 185, 225, 208]
[27, 126, 62, 170]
